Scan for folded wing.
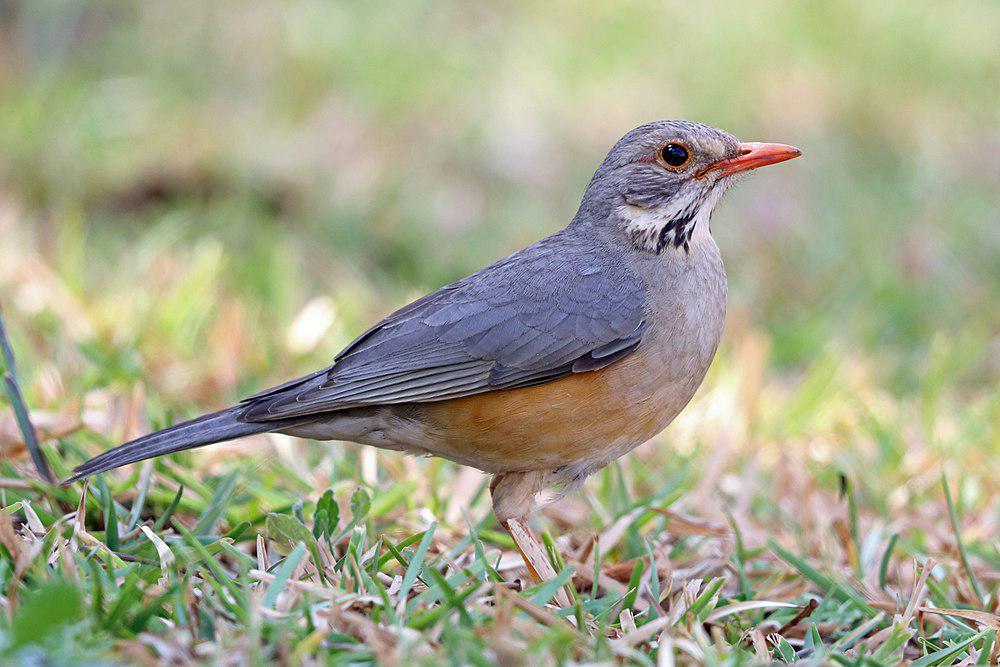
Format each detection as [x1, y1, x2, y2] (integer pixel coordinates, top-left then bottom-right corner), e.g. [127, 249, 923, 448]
[239, 231, 647, 421]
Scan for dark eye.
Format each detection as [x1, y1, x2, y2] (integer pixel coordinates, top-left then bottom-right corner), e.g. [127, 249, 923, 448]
[660, 143, 690, 168]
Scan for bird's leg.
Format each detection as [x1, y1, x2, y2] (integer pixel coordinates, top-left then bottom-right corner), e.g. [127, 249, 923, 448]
[490, 471, 553, 583]
[491, 471, 573, 608]
[501, 517, 543, 582]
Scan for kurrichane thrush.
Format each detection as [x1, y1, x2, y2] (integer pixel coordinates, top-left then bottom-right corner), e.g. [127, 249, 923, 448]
[69, 120, 801, 577]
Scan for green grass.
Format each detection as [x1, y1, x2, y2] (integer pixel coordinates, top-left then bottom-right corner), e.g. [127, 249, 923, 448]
[0, 1, 997, 664]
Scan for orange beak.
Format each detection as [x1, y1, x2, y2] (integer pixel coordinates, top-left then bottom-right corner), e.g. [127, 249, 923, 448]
[697, 142, 802, 179]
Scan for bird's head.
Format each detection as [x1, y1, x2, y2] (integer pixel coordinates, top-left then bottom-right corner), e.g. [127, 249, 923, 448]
[579, 120, 801, 254]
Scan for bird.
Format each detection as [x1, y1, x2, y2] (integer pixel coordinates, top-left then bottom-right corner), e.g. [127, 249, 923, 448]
[67, 120, 800, 579]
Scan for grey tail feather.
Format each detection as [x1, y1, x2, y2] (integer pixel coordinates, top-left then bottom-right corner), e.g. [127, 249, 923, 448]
[63, 406, 297, 485]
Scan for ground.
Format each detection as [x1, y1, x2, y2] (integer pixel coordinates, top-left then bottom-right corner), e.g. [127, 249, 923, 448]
[0, 2, 997, 664]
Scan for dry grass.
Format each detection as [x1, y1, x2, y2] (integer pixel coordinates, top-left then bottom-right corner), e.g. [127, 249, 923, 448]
[0, 2, 997, 663]
[0, 199, 997, 664]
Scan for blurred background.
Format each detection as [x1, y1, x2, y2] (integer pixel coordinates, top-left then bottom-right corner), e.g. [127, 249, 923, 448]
[0, 2, 997, 526]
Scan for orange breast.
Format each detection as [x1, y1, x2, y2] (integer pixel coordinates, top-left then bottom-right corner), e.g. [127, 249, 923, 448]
[420, 345, 698, 474]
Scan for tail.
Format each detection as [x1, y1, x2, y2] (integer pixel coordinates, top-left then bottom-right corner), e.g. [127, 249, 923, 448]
[63, 406, 288, 485]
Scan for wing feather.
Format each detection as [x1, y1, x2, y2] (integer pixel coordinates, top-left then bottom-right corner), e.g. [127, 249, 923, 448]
[240, 230, 647, 422]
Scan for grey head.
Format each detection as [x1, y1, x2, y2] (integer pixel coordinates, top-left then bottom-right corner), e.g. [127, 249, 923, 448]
[575, 120, 801, 254]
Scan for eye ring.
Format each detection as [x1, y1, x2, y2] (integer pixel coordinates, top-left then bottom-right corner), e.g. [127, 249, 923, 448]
[659, 142, 691, 169]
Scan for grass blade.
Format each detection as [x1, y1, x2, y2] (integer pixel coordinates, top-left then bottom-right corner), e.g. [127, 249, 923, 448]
[126, 463, 154, 530]
[0, 305, 54, 483]
[104, 485, 120, 551]
[527, 566, 575, 607]
[263, 542, 306, 609]
[910, 629, 987, 667]
[193, 471, 239, 535]
[941, 471, 984, 605]
[151, 485, 185, 532]
[879, 532, 899, 591]
[423, 567, 474, 625]
[397, 521, 437, 606]
[769, 539, 877, 617]
[686, 577, 726, 622]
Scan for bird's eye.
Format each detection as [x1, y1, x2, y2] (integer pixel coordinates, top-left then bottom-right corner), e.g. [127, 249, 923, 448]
[660, 143, 690, 168]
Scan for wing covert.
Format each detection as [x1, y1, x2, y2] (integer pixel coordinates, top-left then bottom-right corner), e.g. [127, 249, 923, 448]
[240, 231, 647, 422]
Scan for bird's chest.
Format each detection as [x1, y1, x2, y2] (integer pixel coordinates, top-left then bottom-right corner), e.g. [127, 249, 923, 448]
[639, 239, 728, 393]
[586, 242, 727, 455]
[422, 239, 727, 475]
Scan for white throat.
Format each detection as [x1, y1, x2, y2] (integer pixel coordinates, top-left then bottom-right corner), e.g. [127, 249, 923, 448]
[618, 185, 725, 255]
